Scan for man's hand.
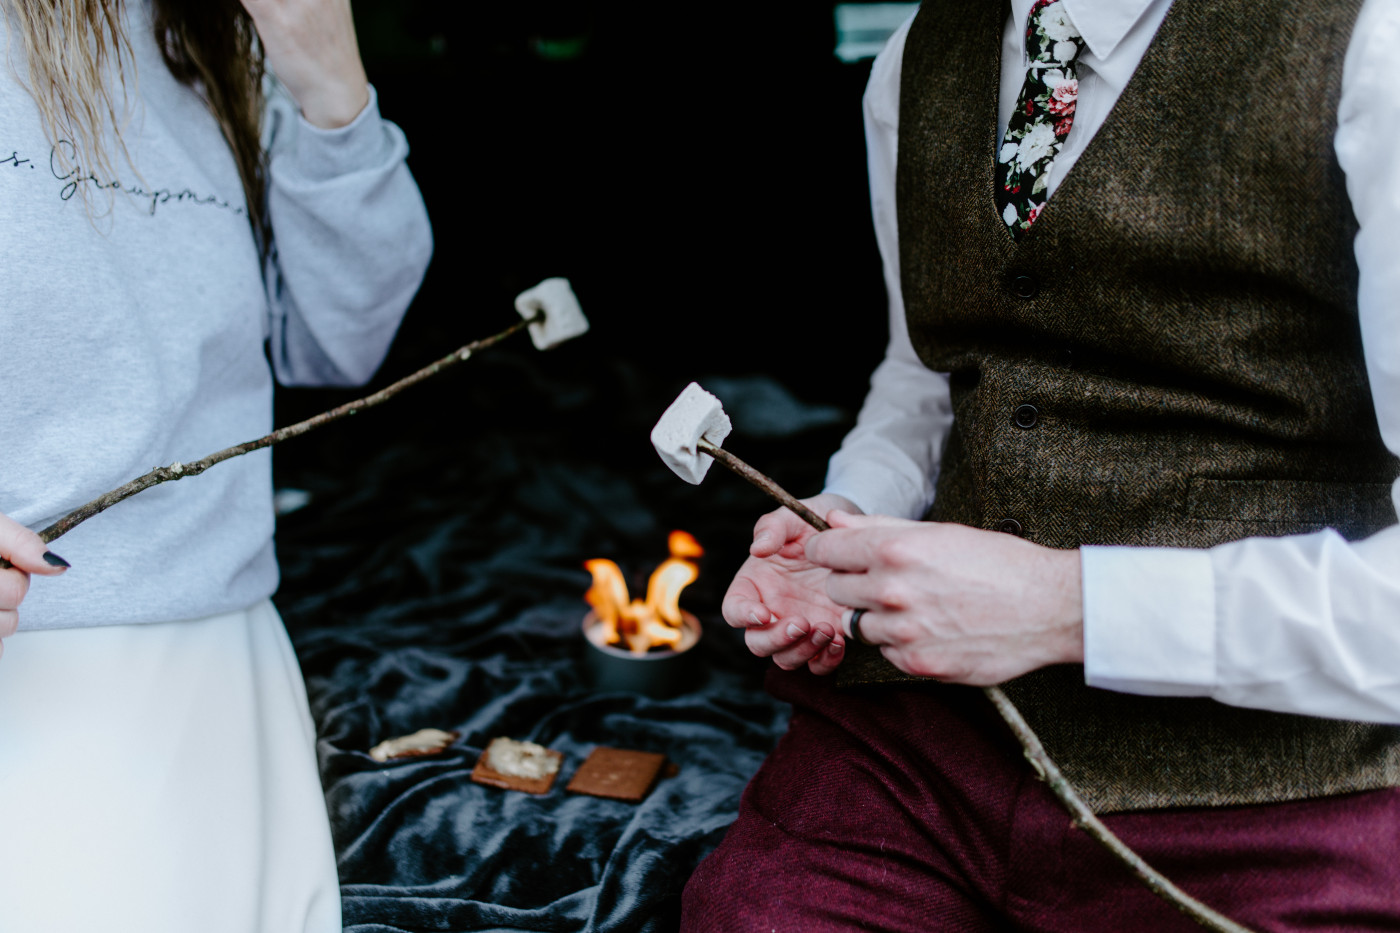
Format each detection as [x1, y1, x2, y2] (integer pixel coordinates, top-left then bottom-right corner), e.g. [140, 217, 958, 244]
[806, 512, 1084, 685]
[0, 513, 69, 659]
[722, 494, 860, 676]
[240, 0, 370, 129]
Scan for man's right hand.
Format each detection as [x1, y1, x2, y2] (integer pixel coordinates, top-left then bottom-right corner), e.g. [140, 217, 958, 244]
[721, 493, 861, 676]
[0, 513, 69, 658]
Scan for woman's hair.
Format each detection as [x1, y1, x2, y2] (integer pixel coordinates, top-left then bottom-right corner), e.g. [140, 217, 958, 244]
[6, 0, 266, 236]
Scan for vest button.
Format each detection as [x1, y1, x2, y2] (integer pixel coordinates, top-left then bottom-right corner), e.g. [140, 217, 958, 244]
[1013, 404, 1039, 429]
[997, 518, 1024, 536]
[1011, 274, 1038, 299]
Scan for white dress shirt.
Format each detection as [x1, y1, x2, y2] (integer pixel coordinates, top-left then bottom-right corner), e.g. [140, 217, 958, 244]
[823, 0, 1400, 724]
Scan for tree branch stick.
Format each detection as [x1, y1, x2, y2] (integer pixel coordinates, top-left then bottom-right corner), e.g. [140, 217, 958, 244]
[1, 312, 540, 566]
[697, 439, 830, 531]
[982, 686, 1254, 933]
[695, 440, 1255, 933]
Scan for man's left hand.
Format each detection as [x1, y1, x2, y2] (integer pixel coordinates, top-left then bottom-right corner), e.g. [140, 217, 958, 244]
[805, 511, 1085, 685]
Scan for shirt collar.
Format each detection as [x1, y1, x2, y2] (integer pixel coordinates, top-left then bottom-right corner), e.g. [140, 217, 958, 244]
[1014, 0, 1159, 62]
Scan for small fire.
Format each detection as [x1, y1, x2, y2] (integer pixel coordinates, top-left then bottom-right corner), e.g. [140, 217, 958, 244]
[585, 531, 703, 655]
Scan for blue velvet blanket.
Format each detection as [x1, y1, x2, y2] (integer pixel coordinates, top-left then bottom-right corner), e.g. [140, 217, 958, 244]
[274, 352, 849, 932]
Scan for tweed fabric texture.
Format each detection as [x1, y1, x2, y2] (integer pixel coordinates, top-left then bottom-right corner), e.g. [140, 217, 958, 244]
[837, 0, 1400, 813]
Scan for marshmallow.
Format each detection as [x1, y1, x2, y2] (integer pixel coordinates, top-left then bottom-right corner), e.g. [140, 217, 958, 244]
[514, 277, 590, 350]
[650, 382, 733, 484]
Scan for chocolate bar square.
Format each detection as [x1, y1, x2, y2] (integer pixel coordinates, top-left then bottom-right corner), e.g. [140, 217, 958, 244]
[565, 747, 669, 803]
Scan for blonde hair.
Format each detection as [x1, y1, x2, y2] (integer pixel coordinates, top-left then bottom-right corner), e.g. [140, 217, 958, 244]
[5, 0, 266, 236]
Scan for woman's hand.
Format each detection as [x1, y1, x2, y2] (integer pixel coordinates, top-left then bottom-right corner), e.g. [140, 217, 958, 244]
[0, 514, 69, 658]
[721, 494, 861, 676]
[805, 512, 1084, 685]
[239, 0, 370, 128]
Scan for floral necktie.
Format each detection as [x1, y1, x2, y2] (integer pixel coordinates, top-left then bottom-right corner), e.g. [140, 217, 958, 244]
[995, 0, 1086, 237]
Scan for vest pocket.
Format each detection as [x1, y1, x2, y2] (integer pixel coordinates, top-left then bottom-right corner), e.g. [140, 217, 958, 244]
[1187, 477, 1397, 537]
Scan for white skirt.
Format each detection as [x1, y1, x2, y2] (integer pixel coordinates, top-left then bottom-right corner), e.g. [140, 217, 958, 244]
[0, 600, 340, 933]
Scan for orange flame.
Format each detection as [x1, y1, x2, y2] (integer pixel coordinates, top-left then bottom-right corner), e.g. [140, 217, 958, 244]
[584, 532, 703, 655]
[668, 530, 704, 559]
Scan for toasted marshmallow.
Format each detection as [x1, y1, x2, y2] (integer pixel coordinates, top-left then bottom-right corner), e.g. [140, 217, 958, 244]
[514, 277, 589, 350]
[650, 382, 732, 484]
[368, 728, 459, 762]
[485, 737, 561, 780]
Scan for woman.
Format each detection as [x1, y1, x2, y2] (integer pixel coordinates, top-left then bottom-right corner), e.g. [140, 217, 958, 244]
[0, 1, 432, 930]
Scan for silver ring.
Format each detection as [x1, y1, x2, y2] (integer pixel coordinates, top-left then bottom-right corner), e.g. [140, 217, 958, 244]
[849, 608, 870, 646]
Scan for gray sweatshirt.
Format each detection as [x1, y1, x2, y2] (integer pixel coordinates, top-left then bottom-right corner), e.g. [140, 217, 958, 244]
[0, 4, 433, 630]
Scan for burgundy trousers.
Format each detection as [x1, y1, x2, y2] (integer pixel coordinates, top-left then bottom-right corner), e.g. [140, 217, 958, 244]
[681, 669, 1400, 933]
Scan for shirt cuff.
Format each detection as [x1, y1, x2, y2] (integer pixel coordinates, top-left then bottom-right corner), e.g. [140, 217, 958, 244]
[1081, 545, 1217, 697]
[281, 85, 396, 184]
[822, 462, 931, 520]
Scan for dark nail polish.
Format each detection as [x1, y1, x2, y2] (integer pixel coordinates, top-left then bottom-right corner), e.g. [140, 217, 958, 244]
[42, 551, 70, 568]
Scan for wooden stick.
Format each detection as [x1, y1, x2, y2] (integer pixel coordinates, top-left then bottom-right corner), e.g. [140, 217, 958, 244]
[694, 440, 1255, 933]
[698, 439, 830, 531]
[981, 687, 1253, 933]
[1, 312, 540, 567]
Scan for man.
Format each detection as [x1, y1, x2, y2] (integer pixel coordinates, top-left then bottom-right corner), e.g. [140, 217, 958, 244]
[682, 0, 1400, 929]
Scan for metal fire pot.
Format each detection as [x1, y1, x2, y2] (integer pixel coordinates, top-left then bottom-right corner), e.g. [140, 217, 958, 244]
[581, 610, 702, 699]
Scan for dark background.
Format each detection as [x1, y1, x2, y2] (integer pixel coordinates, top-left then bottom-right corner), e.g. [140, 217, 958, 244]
[274, 2, 890, 489]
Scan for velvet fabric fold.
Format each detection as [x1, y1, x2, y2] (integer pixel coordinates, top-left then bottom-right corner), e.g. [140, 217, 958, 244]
[274, 357, 842, 932]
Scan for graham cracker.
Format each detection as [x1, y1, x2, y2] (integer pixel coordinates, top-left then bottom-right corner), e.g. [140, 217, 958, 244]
[565, 747, 670, 803]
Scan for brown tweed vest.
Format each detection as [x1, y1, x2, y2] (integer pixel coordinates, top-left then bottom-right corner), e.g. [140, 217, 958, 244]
[837, 0, 1400, 813]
